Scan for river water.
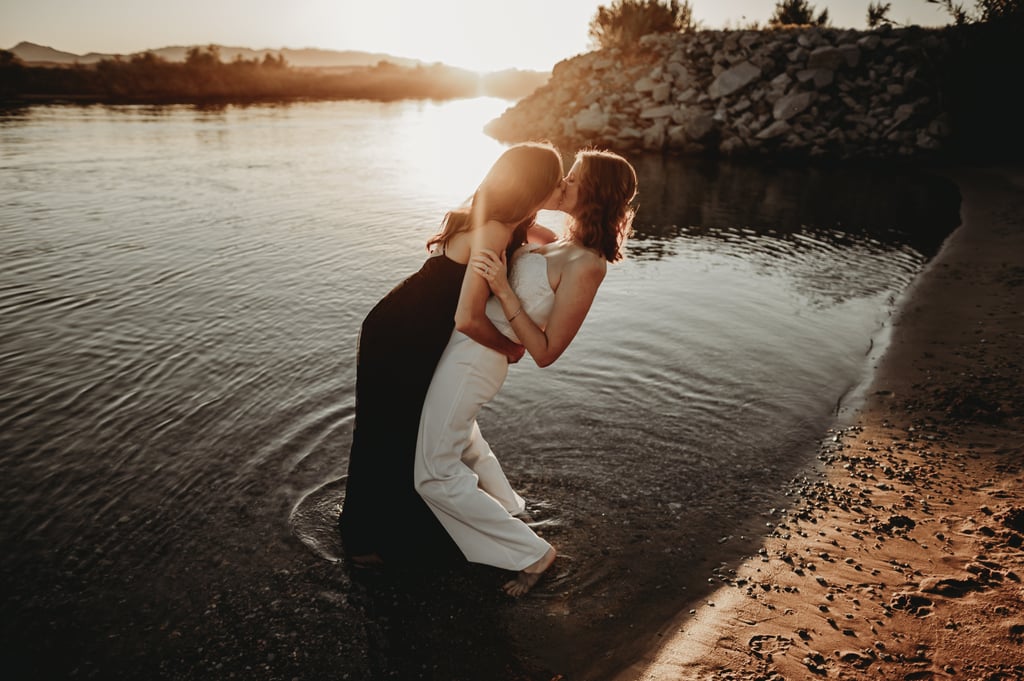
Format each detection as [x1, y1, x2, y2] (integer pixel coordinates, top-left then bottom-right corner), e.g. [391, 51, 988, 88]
[0, 97, 959, 680]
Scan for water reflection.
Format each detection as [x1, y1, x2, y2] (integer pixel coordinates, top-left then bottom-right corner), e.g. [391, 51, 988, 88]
[630, 155, 959, 260]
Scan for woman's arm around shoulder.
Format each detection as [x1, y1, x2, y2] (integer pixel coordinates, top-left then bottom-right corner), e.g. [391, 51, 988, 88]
[454, 220, 525, 362]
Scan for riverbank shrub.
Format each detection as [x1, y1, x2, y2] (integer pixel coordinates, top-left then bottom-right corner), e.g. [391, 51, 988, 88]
[767, 0, 831, 27]
[0, 47, 545, 104]
[588, 0, 696, 49]
[928, 0, 1024, 25]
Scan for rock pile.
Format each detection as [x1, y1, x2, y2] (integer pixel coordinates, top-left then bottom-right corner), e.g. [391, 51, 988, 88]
[486, 25, 956, 159]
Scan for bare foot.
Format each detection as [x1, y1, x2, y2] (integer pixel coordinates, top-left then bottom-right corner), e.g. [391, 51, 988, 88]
[502, 547, 556, 597]
[349, 552, 384, 569]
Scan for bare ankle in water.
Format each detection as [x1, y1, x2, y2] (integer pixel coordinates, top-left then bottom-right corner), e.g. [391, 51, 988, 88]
[502, 547, 556, 598]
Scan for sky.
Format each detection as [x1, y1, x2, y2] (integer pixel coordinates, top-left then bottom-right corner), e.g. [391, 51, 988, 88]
[1, 0, 952, 73]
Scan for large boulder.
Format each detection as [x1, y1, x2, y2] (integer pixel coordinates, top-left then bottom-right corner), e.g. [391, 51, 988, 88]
[709, 61, 761, 99]
[574, 105, 609, 134]
[773, 92, 815, 121]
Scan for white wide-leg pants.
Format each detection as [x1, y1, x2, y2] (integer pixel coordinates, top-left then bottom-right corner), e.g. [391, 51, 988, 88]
[414, 330, 551, 571]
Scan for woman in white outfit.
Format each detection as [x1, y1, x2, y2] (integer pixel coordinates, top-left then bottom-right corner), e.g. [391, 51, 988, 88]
[415, 149, 638, 597]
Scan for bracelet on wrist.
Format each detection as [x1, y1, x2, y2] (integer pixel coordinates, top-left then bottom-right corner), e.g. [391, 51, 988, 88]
[507, 305, 523, 322]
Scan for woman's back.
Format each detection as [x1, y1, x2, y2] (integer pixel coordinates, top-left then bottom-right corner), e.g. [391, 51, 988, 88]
[339, 248, 468, 562]
[433, 229, 473, 264]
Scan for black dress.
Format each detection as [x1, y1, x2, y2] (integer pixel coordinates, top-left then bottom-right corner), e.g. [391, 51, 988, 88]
[338, 251, 466, 563]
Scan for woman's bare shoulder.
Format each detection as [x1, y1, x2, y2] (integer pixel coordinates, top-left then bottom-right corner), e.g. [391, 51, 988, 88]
[443, 231, 473, 262]
[564, 244, 607, 280]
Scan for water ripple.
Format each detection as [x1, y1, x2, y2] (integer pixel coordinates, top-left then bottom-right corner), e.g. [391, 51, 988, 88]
[0, 103, 960, 665]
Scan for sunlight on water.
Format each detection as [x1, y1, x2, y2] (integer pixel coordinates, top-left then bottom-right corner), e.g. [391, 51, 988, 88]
[387, 97, 511, 204]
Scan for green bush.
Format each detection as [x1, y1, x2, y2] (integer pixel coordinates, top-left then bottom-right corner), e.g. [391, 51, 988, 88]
[867, 2, 894, 27]
[767, 0, 830, 27]
[927, 0, 1024, 25]
[588, 0, 695, 49]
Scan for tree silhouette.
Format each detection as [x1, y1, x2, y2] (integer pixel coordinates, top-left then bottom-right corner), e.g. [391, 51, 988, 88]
[588, 0, 696, 49]
[0, 46, 500, 103]
[0, 49, 21, 67]
[767, 0, 830, 27]
[261, 53, 287, 69]
[867, 2, 894, 27]
[185, 45, 221, 68]
[927, 0, 1023, 25]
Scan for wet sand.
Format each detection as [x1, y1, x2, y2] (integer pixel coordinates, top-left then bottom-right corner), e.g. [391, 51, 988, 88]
[613, 165, 1024, 681]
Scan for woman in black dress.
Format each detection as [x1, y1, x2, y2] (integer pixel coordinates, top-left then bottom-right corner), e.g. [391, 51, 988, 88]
[338, 142, 565, 566]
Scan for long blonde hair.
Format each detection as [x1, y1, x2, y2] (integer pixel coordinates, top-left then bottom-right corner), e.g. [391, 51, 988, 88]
[427, 142, 563, 257]
[565, 149, 638, 263]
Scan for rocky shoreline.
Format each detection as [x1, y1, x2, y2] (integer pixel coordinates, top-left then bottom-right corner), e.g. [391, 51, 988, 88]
[486, 25, 1005, 161]
[611, 165, 1024, 680]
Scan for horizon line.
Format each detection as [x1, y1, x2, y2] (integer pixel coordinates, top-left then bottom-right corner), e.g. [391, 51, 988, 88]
[5, 39, 556, 74]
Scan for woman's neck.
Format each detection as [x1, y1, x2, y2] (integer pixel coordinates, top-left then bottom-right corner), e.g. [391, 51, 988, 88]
[559, 226, 582, 246]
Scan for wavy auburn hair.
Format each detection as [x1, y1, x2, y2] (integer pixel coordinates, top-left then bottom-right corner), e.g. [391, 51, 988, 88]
[566, 149, 638, 263]
[427, 141, 563, 259]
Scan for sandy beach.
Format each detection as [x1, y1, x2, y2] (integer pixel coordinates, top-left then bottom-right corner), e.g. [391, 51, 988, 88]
[611, 165, 1024, 680]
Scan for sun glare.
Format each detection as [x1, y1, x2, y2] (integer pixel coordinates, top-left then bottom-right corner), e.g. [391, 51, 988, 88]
[392, 98, 512, 207]
[335, 0, 596, 73]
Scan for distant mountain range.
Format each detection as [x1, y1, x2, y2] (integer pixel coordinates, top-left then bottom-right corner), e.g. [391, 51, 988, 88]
[6, 41, 546, 74]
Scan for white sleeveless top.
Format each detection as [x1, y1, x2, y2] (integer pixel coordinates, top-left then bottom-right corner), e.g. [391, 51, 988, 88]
[486, 246, 555, 343]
